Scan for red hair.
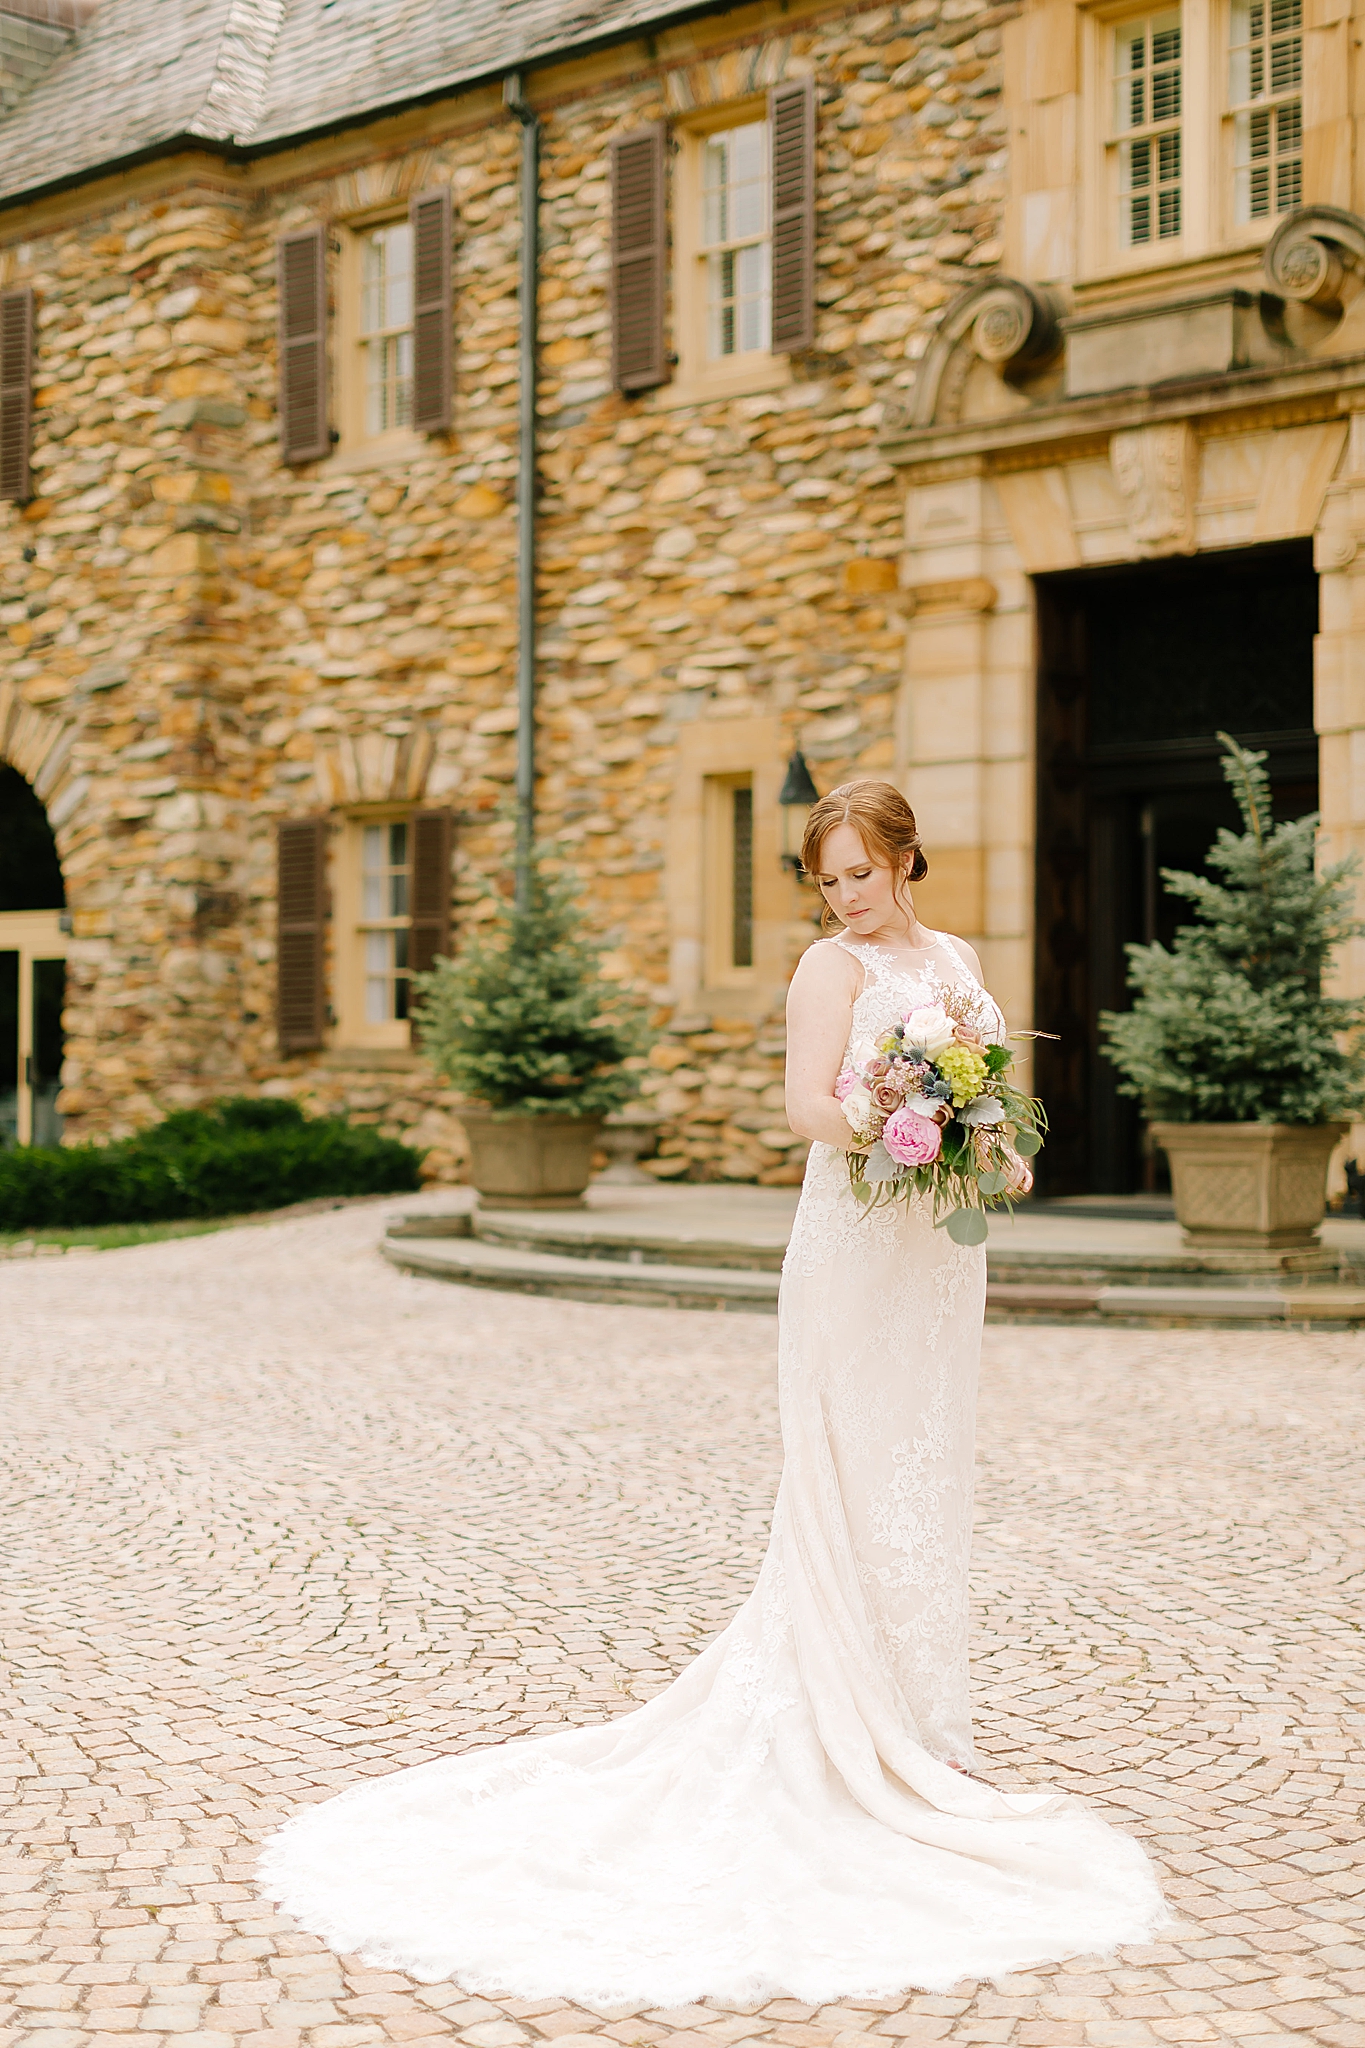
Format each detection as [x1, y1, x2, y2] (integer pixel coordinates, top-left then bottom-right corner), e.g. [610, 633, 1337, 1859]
[801, 779, 928, 934]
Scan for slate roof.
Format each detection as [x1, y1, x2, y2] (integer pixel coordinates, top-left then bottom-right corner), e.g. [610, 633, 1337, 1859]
[0, 0, 714, 208]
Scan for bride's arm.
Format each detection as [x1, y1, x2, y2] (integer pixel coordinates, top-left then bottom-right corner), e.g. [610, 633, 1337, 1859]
[785, 943, 863, 1148]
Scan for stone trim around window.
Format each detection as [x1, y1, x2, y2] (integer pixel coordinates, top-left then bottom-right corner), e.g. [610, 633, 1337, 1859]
[1016, 0, 1332, 286]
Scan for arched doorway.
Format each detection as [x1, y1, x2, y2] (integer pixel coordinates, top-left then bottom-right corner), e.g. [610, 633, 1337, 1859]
[0, 764, 67, 1148]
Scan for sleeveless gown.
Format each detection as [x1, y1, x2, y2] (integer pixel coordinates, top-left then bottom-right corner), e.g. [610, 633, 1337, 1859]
[258, 933, 1168, 2004]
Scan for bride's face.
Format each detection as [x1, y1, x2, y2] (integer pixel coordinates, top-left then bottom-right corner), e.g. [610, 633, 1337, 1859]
[814, 822, 910, 937]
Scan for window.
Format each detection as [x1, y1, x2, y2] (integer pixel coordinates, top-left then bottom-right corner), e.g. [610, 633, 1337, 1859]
[702, 121, 771, 359]
[731, 784, 754, 968]
[666, 97, 811, 404]
[359, 820, 412, 1026]
[704, 774, 756, 983]
[1052, 0, 1306, 280]
[1112, 12, 1183, 247]
[360, 222, 413, 435]
[319, 808, 451, 1053]
[1230, 0, 1302, 222]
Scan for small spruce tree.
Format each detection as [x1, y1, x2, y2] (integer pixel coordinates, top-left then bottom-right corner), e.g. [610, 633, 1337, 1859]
[1100, 734, 1365, 1124]
[411, 861, 653, 1117]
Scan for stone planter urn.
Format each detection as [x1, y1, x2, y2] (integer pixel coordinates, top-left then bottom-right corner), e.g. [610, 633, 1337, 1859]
[595, 1110, 662, 1185]
[1151, 1121, 1349, 1248]
[459, 1108, 604, 1209]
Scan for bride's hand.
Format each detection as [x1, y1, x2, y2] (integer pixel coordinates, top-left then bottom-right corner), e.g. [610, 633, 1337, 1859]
[1001, 1143, 1033, 1197]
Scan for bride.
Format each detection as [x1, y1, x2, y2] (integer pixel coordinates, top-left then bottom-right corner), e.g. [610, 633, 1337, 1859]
[259, 778, 1167, 2004]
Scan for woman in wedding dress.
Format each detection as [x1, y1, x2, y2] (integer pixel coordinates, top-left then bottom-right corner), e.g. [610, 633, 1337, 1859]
[259, 778, 1167, 2003]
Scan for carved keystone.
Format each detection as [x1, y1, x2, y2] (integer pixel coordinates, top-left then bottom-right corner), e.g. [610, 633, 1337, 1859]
[1109, 421, 1198, 556]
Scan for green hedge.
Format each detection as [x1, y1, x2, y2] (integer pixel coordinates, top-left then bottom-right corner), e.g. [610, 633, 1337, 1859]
[0, 1097, 423, 1231]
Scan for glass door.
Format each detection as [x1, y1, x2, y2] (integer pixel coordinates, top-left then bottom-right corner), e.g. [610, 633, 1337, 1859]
[0, 911, 67, 1148]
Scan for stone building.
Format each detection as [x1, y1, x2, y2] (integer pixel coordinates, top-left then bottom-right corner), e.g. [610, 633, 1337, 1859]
[0, 0, 1361, 1191]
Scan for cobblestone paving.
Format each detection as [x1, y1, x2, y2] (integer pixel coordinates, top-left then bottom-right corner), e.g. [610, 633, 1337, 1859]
[1, 1199, 1362, 2048]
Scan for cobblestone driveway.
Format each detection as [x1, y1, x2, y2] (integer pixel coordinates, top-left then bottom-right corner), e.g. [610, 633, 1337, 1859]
[1, 1200, 1362, 2048]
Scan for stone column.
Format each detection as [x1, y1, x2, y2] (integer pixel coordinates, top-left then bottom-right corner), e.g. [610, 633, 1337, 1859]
[897, 466, 1035, 1042]
[1313, 408, 1365, 1177]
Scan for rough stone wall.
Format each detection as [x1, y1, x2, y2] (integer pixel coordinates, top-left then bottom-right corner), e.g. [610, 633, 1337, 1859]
[0, 0, 1011, 1182]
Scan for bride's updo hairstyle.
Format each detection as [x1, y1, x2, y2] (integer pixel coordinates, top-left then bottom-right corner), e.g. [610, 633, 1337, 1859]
[801, 779, 929, 934]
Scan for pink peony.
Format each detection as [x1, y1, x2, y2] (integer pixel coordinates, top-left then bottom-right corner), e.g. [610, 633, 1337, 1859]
[834, 1069, 857, 1101]
[882, 1105, 942, 1166]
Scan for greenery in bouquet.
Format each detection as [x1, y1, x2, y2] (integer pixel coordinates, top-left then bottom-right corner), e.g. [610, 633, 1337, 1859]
[1101, 734, 1365, 1125]
[839, 983, 1046, 1245]
[411, 859, 653, 1118]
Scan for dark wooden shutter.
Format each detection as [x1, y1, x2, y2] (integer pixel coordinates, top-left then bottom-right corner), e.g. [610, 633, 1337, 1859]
[769, 80, 816, 353]
[410, 187, 453, 433]
[0, 287, 34, 504]
[610, 124, 668, 393]
[408, 808, 453, 1045]
[277, 226, 329, 464]
[277, 818, 327, 1053]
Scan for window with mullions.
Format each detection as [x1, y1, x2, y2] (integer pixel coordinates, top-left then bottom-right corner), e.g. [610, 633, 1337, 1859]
[1230, 0, 1302, 223]
[360, 821, 411, 1023]
[360, 223, 413, 436]
[1113, 12, 1183, 248]
[702, 122, 771, 359]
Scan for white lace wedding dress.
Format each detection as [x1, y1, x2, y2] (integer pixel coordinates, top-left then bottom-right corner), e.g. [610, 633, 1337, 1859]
[259, 932, 1168, 2004]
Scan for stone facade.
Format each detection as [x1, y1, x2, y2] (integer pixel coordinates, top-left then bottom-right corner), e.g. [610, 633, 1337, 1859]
[0, 0, 1013, 1182]
[12, 0, 1362, 1195]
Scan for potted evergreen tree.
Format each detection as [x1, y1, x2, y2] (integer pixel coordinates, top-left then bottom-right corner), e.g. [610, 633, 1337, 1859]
[1101, 735, 1365, 1249]
[412, 863, 652, 1208]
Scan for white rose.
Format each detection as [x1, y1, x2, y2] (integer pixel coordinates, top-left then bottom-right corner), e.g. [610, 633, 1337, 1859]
[902, 1004, 956, 1058]
[841, 1084, 875, 1137]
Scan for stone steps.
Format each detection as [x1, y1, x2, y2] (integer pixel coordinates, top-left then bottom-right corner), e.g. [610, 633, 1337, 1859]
[986, 1281, 1365, 1327]
[381, 1232, 780, 1313]
[381, 1214, 1365, 1325]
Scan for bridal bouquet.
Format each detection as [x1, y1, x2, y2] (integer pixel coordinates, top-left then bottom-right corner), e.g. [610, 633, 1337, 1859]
[837, 986, 1045, 1244]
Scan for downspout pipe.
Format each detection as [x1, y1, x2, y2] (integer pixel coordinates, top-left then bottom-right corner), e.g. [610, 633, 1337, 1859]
[504, 72, 539, 913]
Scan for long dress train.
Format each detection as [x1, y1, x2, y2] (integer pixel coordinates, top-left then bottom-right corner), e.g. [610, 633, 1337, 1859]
[258, 933, 1168, 2004]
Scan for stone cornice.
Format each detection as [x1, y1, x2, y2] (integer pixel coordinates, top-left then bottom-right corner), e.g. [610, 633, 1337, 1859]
[881, 355, 1365, 474]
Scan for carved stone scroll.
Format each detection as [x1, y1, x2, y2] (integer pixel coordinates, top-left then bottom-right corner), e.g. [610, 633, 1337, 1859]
[1264, 205, 1365, 316]
[908, 277, 1060, 429]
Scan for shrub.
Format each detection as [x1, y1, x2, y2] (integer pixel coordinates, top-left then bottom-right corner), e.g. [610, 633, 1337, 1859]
[1100, 734, 1365, 1124]
[412, 861, 653, 1117]
[0, 1096, 423, 1232]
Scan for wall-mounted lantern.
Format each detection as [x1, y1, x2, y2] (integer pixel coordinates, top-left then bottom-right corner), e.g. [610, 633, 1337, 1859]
[778, 748, 819, 875]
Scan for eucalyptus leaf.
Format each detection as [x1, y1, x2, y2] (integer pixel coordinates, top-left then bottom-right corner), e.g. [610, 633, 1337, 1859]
[863, 1141, 900, 1184]
[1012, 1129, 1041, 1156]
[945, 1208, 989, 1246]
[851, 1180, 872, 1203]
[977, 1168, 1008, 1196]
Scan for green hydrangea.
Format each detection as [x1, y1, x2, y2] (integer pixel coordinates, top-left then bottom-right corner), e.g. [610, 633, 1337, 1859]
[936, 1043, 988, 1108]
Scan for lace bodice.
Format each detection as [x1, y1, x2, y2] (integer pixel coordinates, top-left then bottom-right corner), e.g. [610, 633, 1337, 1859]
[830, 928, 1008, 1068]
